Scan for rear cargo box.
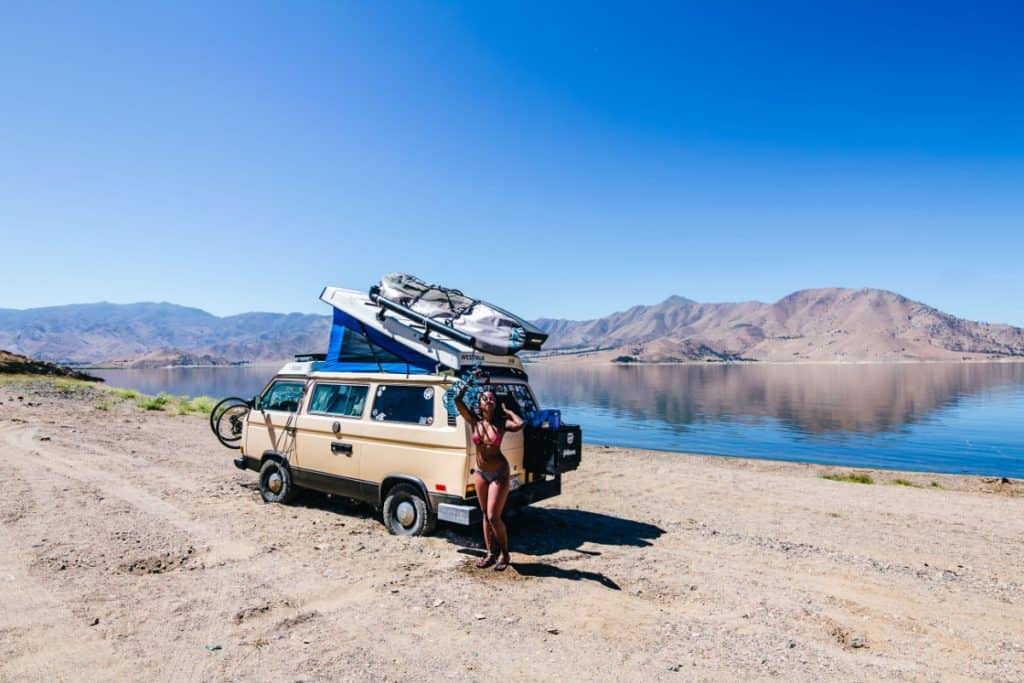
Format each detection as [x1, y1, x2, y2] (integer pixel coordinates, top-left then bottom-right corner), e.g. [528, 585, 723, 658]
[524, 424, 581, 475]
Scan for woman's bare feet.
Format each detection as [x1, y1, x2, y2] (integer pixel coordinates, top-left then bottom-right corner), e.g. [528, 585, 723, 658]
[475, 553, 496, 569]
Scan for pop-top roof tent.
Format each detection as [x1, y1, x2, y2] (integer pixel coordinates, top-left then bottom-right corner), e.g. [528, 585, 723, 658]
[311, 281, 547, 375]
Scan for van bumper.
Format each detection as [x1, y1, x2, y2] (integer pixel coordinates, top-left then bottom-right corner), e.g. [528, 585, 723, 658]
[435, 476, 562, 526]
[437, 502, 481, 526]
[234, 455, 259, 471]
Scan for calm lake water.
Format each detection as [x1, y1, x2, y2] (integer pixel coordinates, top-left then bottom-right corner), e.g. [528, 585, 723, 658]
[93, 362, 1024, 478]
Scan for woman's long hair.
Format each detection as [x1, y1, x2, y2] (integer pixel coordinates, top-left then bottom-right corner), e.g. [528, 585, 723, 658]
[478, 390, 513, 431]
[491, 393, 522, 431]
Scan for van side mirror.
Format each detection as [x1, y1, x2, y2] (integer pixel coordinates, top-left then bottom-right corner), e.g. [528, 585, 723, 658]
[252, 395, 261, 410]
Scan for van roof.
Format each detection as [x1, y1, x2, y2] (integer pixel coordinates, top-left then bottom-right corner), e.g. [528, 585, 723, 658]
[275, 361, 530, 384]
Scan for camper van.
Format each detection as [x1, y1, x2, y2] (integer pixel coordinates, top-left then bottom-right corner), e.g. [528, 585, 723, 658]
[212, 283, 581, 536]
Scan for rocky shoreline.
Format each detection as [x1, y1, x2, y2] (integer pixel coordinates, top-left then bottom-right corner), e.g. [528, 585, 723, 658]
[0, 350, 104, 381]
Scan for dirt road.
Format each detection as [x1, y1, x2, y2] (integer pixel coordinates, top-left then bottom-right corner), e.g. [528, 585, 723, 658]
[1, 379, 1023, 681]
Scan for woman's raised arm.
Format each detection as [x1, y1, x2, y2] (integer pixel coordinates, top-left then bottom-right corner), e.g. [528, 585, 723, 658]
[452, 383, 477, 426]
[501, 404, 525, 432]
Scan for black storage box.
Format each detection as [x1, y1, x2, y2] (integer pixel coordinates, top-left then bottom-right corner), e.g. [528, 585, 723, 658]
[524, 424, 582, 475]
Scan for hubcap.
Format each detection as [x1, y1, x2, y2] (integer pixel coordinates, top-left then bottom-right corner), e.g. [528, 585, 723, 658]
[267, 472, 283, 494]
[396, 501, 416, 527]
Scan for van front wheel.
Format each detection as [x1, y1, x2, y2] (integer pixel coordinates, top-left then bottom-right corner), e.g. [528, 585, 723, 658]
[382, 484, 435, 536]
[259, 459, 297, 504]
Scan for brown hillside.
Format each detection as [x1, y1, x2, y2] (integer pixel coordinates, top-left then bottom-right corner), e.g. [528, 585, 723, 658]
[536, 288, 1024, 362]
[0, 350, 103, 381]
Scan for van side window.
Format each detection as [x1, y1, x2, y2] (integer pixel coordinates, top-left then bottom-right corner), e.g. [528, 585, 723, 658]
[309, 384, 368, 418]
[371, 385, 435, 425]
[261, 381, 304, 412]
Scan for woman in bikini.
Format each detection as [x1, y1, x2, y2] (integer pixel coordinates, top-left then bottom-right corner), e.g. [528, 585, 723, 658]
[454, 385, 524, 571]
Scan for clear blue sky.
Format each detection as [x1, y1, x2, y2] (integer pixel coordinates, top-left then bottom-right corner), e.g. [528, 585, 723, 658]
[2, 2, 1022, 324]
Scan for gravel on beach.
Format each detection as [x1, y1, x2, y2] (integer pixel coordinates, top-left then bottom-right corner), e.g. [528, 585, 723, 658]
[1, 379, 1023, 681]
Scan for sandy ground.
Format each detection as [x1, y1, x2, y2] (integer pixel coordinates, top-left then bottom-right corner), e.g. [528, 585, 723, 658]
[2, 379, 1023, 682]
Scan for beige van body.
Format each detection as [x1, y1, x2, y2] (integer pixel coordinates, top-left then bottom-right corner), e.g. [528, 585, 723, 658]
[234, 356, 564, 534]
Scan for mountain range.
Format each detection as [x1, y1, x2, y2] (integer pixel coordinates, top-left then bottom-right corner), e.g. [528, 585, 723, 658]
[535, 288, 1024, 362]
[1, 288, 1022, 366]
[0, 302, 329, 366]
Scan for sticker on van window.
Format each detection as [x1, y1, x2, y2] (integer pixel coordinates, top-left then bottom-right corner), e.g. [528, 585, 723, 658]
[377, 387, 385, 396]
[426, 416, 433, 425]
[423, 387, 434, 400]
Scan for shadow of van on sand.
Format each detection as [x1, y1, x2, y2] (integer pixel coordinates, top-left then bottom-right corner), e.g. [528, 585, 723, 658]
[445, 508, 664, 590]
[509, 507, 664, 556]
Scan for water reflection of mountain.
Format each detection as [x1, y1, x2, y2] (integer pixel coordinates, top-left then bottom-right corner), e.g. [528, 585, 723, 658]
[528, 362, 1024, 436]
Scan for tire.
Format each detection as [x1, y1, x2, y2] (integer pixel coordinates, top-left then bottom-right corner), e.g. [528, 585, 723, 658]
[382, 483, 435, 536]
[259, 459, 297, 504]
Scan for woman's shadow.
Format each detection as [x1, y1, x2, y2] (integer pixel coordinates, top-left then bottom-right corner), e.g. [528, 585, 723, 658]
[444, 507, 664, 590]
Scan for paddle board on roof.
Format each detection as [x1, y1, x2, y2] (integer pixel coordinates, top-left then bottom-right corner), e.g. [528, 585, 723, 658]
[376, 273, 548, 356]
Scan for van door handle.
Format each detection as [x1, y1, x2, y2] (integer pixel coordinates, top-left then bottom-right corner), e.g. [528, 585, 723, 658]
[331, 442, 353, 456]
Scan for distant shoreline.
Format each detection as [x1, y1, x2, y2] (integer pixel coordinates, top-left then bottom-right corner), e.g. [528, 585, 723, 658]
[77, 357, 1024, 369]
[526, 355, 1024, 366]
[79, 361, 283, 370]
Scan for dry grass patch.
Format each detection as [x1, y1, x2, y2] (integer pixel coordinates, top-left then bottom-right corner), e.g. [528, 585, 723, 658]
[173, 395, 217, 415]
[819, 472, 875, 485]
[107, 387, 138, 400]
[136, 393, 171, 411]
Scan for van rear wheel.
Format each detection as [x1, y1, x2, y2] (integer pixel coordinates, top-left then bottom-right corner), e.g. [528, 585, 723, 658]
[259, 459, 297, 504]
[382, 484, 435, 536]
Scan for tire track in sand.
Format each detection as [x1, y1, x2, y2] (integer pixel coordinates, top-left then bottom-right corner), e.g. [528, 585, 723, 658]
[1, 421, 257, 566]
